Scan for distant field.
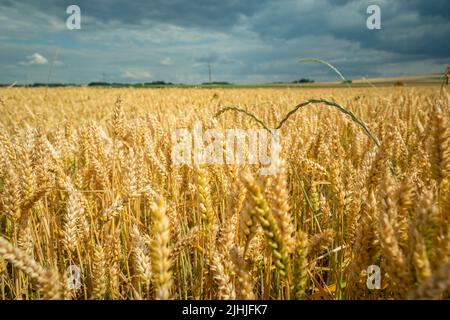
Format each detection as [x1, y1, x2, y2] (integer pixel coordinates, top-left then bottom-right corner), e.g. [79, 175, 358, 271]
[259, 74, 445, 88]
[175, 73, 445, 88]
[0, 86, 449, 300]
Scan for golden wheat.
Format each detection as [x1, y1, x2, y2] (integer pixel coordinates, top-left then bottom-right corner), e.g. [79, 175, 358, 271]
[0, 86, 448, 299]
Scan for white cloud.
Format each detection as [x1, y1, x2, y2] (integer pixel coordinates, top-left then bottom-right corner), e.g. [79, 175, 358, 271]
[20, 53, 48, 65]
[160, 57, 174, 66]
[121, 69, 151, 80]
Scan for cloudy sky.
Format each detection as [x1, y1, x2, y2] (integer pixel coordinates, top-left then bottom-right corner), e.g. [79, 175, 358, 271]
[0, 0, 449, 84]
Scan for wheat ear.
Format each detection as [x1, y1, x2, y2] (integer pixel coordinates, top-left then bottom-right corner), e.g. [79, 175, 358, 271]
[150, 196, 173, 299]
[0, 236, 62, 299]
[408, 261, 450, 299]
[91, 243, 107, 299]
[242, 172, 289, 278]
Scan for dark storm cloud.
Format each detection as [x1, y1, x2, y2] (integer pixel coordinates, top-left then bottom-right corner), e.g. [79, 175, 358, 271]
[2, 0, 269, 30]
[248, 0, 450, 57]
[407, 0, 450, 19]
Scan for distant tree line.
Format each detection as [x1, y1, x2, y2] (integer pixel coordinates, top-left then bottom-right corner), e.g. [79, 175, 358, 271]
[0, 83, 78, 87]
[201, 81, 232, 85]
[291, 78, 315, 84]
[0, 81, 177, 88]
[271, 78, 315, 84]
[88, 81, 174, 87]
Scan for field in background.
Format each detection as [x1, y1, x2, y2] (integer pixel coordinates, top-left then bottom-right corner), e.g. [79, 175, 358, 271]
[0, 86, 449, 300]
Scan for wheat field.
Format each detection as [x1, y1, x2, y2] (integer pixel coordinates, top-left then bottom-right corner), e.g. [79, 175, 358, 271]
[0, 86, 448, 300]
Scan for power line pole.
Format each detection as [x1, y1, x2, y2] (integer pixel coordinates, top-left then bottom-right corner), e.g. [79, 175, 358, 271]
[208, 63, 212, 84]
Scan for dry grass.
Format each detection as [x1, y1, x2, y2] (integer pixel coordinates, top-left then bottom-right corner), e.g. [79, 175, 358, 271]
[0, 86, 449, 300]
